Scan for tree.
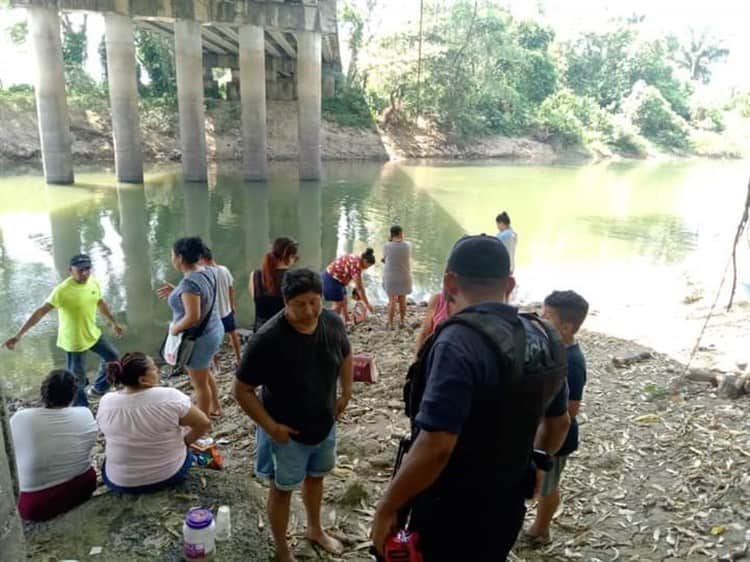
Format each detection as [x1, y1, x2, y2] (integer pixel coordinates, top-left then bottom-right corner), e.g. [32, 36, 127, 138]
[5, 20, 27, 45]
[668, 28, 729, 84]
[134, 28, 176, 97]
[563, 26, 638, 110]
[61, 14, 88, 69]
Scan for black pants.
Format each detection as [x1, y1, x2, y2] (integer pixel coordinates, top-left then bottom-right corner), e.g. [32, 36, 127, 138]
[410, 493, 526, 562]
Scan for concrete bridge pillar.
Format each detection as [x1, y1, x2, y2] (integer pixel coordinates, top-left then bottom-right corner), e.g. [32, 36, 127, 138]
[174, 20, 207, 182]
[29, 6, 74, 185]
[296, 31, 322, 181]
[239, 24, 268, 181]
[105, 14, 143, 183]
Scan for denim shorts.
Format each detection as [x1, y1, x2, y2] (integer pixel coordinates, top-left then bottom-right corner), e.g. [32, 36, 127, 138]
[540, 455, 568, 497]
[103, 451, 193, 495]
[187, 324, 224, 370]
[322, 271, 346, 302]
[255, 424, 336, 491]
[221, 312, 237, 333]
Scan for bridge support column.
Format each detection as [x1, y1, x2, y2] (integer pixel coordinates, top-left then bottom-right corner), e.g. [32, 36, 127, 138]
[29, 6, 74, 185]
[296, 31, 322, 181]
[105, 14, 143, 183]
[239, 24, 268, 181]
[174, 20, 207, 182]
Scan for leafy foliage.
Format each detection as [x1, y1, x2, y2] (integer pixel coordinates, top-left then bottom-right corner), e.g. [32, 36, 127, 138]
[323, 80, 374, 128]
[622, 82, 692, 150]
[667, 29, 729, 84]
[134, 28, 177, 98]
[5, 20, 27, 45]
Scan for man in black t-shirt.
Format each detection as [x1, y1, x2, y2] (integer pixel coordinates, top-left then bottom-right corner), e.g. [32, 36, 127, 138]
[233, 269, 353, 562]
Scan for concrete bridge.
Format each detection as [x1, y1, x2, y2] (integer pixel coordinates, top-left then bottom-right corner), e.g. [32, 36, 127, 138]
[11, 0, 342, 184]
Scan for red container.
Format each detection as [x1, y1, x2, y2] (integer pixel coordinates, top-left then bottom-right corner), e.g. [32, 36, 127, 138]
[384, 530, 423, 562]
[353, 353, 378, 384]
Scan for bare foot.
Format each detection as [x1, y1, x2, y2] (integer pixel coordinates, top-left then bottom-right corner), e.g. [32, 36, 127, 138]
[276, 549, 298, 562]
[210, 407, 224, 419]
[305, 529, 343, 555]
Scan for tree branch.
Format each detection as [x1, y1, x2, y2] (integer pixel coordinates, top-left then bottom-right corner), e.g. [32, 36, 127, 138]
[727, 177, 750, 311]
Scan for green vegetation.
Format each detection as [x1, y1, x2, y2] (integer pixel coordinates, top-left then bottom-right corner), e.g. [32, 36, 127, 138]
[342, 0, 746, 156]
[323, 82, 375, 128]
[1, 3, 746, 159]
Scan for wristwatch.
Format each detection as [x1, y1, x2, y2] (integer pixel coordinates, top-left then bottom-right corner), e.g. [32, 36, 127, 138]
[532, 449, 554, 472]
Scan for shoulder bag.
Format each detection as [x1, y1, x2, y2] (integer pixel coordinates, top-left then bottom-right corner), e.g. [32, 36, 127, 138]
[160, 270, 217, 372]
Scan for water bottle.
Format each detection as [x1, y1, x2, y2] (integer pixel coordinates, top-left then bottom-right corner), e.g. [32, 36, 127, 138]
[183, 507, 216, 561]
[384, 529, 423, 562]
[215, 505, 232, 541]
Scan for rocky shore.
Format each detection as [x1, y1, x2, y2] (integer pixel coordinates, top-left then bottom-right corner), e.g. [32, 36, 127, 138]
[0, 97, 575, 168]
[16, 302, 750, 561]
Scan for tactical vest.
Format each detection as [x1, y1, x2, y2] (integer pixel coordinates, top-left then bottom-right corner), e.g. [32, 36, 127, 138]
[404, 306, 567, 499]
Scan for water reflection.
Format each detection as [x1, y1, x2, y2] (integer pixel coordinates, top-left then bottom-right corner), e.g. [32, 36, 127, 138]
[580, 214, 697, 264]
[49, 205, 81, 278]
[0, 159, 747, 396]
[117, 185, 156, 332]
[298, 182, 322, 272]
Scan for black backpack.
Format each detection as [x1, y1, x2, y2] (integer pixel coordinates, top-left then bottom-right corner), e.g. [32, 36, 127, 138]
[404, 308, 567, 424]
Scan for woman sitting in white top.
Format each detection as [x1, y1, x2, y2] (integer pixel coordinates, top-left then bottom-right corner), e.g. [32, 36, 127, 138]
[97, 352, 211, 494]
[10, 369, 98, 521]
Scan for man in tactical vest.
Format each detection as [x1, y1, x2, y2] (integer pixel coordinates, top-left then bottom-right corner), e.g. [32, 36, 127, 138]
[371, 234, 567, 561]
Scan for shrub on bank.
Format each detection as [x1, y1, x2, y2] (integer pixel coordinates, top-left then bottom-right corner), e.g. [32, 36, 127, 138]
[322, 81, 374, 129]
[622, 81, 692, 151]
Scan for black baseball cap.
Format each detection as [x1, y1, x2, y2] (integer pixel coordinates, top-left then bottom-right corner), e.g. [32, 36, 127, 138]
[446, 234, 510, 278]
[69, 254, 92, 268]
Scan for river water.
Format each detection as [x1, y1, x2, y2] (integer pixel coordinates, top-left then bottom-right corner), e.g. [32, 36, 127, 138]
[0, 159, 748, 396]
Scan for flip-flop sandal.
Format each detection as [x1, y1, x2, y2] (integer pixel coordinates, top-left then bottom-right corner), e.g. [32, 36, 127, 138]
[521, 530, 551, 546]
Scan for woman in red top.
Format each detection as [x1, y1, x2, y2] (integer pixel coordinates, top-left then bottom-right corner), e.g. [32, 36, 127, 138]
[322, 248, 376, 323]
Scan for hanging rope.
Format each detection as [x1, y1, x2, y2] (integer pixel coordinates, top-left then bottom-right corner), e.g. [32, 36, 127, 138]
[727, 177, 750, 311]
[415, 0, 425, 119]
[681, 175, 750, 378]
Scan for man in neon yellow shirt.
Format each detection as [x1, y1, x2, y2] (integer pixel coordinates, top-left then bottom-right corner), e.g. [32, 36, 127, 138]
[3, 254, 123, 407]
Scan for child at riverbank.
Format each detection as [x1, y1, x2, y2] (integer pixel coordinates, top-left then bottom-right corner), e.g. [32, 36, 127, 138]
[526, 290, 589, 544]
[202, 248, 241, 364]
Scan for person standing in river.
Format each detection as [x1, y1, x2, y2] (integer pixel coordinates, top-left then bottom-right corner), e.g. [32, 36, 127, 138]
[322, 249, 376, 324]
[496, 211, 518, 299]
[157, 237, 223, 418]
[233, 268, 353, 562]
[3, 253, 123, 407]
[382, 225, 412, 330]
[250, 237, 299, 332]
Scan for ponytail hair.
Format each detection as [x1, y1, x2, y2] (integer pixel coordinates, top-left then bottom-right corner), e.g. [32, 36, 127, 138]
[361, 247, 376, 265]
[106, 352, 152, 387]
[261, 237, 299, 295]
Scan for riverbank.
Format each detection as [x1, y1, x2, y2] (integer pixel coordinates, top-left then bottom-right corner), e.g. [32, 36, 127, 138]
[13, 301, 750, 561]
[0, 94, 705, 168]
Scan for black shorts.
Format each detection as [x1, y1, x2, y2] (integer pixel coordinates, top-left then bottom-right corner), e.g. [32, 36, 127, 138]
[221, 312, 237, 333]
[410, 494, 526, 561]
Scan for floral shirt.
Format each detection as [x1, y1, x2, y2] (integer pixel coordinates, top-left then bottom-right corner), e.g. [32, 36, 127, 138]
[326, 254, 362, 285]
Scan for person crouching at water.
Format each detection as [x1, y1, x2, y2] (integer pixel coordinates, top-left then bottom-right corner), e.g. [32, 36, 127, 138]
[157, 237, 224, 418]
[322, 249, 376, 323]
[250, 237, 299, 331]
[10, 369, 98, 521]
[97, 352, 211, 494]
[233, 269, 353, 562]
